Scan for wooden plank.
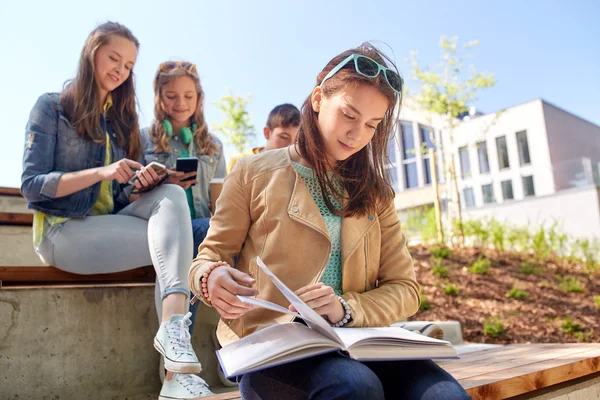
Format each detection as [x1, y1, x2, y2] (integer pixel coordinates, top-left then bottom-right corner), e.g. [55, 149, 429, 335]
[201, 344, 600, 400]
[463, 346, 600, 399]
[0, 212, 33, 225]
[0, 265, 156, 286]
[0, 187, 22, 196]
[444, 344, 593, 379]
[3, 282, 156, 290]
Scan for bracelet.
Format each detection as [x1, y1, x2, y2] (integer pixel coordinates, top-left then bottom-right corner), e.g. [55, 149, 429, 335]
[190, 261, 228, 305]
[332, 296, 352, 327]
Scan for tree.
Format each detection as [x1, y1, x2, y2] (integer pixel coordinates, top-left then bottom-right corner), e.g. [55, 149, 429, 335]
[410, 36, 496, 245]
[212, 91, 255, 153]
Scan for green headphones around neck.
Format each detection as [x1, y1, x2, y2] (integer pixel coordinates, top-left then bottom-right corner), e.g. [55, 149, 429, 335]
[162, 120, 197, 145]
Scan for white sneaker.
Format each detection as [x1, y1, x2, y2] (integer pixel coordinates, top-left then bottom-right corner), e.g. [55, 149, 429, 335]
[159, 374, 215, 399]
[154, 312, 202, 374]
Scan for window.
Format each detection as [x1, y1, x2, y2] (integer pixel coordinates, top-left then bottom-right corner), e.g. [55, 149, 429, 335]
[516, 130, 531, 165]
[387, 135, 398, 165]
[404, 163, 418, 189]
[501, 180, 514, 200]
[401, 122, 418, 189]
[420, 126, 436, 185]
[482, 184, 495, 204]
[463, 187, 475, 208]
[522, 175, 535, 196]
[496, 136, 510, 169]
[419, 126, 435, 150]
[459, 146, 471, 178]
[401, 122, 415, 160]
[477, 141, 490, 174]
[387, 166, 400, 192]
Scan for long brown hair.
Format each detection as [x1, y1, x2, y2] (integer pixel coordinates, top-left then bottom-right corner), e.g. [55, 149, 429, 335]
[149, 63, 219, 156]
[297, 42, 401, 217]
[60, 21, 141, 160]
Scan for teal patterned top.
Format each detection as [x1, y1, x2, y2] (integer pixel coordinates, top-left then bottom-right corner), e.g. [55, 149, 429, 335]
[292, 162, 343, 295]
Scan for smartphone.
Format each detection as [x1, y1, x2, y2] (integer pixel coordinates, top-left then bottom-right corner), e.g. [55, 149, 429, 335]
[176, 157, 199, 184]
[128, 161, 167, 185]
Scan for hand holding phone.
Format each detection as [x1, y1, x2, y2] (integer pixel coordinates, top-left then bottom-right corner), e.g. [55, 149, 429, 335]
[175, 157, 199, 185]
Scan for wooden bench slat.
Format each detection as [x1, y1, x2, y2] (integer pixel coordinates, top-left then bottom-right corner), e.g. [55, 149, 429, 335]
[447, 344, 600, 381]
[0, 266, 156, 286]
[0, 187, 22, 196]
[463, 346, 600, 399]
[202, 344, 600, 400]
[0, 212, 33, 225]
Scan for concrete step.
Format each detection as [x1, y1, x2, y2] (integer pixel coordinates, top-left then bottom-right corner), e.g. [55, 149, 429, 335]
[0, 284, 223, 399]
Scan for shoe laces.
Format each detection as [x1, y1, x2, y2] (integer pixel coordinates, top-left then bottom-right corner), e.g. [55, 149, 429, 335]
[178, 374, 215, 396]
[166, 312, 194, 355]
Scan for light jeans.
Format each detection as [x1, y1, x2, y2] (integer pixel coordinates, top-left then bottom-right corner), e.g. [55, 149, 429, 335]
[37, 184, 193, 317]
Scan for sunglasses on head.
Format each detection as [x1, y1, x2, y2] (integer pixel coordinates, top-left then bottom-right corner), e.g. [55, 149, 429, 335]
[159, 61, 197, 73]
[320, 53, 403, 94]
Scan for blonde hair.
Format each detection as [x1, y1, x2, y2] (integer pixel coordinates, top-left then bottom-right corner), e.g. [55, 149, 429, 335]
[150, 64, 219, 156]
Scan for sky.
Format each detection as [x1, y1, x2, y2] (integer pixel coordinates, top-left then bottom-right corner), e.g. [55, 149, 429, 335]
[1, 0, 598, 188]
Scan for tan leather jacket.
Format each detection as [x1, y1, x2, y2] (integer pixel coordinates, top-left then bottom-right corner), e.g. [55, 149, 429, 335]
[189, 148, 420, 346]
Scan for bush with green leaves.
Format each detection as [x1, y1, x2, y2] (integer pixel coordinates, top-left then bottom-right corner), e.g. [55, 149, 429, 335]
[594, 296, 600, 310]
[483, 316, 505, 338]
[470, 256, 491, 274]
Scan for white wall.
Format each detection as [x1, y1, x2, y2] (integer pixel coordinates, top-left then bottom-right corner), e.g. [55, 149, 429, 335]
[462, 186, 600, 239]
[543, 101, 600, 190]
[450, 99, 556, 206]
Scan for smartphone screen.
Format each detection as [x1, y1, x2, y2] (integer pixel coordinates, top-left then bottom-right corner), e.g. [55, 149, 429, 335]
[176, 157, 199, 183]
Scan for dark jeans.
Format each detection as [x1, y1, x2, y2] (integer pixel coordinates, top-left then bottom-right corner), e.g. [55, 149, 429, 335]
[188, 217, 210, 334]
[239, 352, 470, 400]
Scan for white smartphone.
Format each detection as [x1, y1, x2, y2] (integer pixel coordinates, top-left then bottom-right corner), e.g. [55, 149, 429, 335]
[128, 161, 167, 185]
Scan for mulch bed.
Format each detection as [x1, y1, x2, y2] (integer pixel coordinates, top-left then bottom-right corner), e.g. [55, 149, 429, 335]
[408, 244, 600, 343]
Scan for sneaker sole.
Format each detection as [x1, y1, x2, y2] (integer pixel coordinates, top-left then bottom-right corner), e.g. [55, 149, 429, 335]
[153, 337, 202, 374]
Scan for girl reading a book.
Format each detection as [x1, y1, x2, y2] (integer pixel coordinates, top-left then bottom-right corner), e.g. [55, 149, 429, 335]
[189, 43, 469, 399]
[21, 22, 206, 400]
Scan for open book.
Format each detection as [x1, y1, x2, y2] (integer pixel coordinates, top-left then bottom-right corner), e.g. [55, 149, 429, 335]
[216, 257, 457, 378]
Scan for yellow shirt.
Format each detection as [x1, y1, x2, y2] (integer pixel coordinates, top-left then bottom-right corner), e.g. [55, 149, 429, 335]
[226, 146, 264, 173]
[33, 94, 115, 248]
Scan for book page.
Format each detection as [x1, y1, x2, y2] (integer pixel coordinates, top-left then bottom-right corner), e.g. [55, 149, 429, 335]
[256, 257, 343, 345]
[217, 322, 342, 377]
[238, 295, 300, 317]
[335, 326, 452, 348]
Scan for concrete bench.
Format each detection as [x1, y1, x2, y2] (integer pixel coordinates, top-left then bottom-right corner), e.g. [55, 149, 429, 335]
[202, 344, 600, 400]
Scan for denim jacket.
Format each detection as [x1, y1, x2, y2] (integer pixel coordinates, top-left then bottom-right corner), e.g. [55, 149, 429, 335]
[21, 93, 133, 217]
[141, 127, 226, 218]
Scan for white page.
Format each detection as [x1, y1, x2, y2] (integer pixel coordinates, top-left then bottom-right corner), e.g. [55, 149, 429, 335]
[238, 295, 300, 317]
[217, 322, 341, 377]
[256, 257, 343, 345]
[334, 326, 452, 349]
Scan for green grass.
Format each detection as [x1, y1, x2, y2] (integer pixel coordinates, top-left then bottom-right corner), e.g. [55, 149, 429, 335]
[444, 283, 460, 296]
[556, 275, 585, 293]
[507, 287, 529, 300]
[483, 316, 505, 338]
[519, 262, 543, 275]
[470, 256, 491, 274]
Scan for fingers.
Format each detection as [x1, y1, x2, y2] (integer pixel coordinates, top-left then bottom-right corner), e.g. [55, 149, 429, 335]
[124, 159, 143, 170]
[115, 168, 130, 184]
[295, 282, 325, 296]
[229, 268, 257, 286]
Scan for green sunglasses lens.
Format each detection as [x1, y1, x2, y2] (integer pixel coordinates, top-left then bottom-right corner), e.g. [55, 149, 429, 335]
[356, 56, 379, 77]
[385, 70, 403, 93]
